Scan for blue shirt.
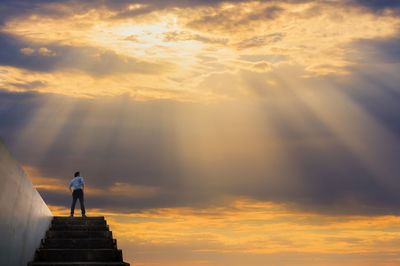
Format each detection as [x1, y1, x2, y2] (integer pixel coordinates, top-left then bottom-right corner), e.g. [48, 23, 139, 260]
[69, 176, 85, 190]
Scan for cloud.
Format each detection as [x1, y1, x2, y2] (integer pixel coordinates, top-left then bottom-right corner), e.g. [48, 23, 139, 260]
[19, 47, 56, 56]
[161, 31, 227, 45]
[0, 0, 269, 25]
[46, 198, 400, 265]
[239, 54, 286, 63]
[109, 182, 164, 198]
[1, 77, 400, 216]
[0, 0, 400, 217]
[352, 0, 400, 12]
[1, 1, 400, 264]
[0, 0, 399, 27]
[349, 37, 400, 64]
[0, 33, 166, 76]
[6, 80, 46, 90]
[236, 33, 284, 49]
[20, 47, 35, 55]
[1, 0, 399, 80]
[38, 47, 56, 56]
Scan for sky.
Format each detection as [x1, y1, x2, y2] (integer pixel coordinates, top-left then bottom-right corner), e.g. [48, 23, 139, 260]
[1, 0, 400, 265]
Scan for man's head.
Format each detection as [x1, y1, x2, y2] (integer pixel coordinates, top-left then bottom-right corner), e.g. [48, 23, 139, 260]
[74, 171, 80, 177]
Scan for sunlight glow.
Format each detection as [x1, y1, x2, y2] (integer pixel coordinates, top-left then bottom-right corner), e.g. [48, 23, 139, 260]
[1, 0, 398, 101]
[47, 199, 400, 265]
[2, 0, 400, 265]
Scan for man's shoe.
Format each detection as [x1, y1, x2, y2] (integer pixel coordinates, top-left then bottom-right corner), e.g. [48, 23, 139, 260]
[82, 214, 87, 218]
[70, 214, 74, 217]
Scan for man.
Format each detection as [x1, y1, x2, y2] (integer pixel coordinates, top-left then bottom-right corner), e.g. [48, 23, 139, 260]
[69, 171, 86, 217]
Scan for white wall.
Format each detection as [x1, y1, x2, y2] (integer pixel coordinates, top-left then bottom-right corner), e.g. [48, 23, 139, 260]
[0, 138, 53, 266]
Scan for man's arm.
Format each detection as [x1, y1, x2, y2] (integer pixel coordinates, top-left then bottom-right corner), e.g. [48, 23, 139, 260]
[81, 177, 85, 191]
[69, 180, 73, 193]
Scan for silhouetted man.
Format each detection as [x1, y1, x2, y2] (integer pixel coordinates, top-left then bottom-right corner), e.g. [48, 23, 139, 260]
[69, 171, 86, 217]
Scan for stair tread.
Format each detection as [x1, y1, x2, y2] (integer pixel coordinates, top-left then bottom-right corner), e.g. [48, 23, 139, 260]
[38, 248, 119, 251]
[46, 232, 113, 239]
[53, 217, 104, 220]
[54, 216, 104, 218]
[48, 231, 111, 232]
[45, 238, 114, 240]
[31, 263, 127, 264]
[31, 216, 129, 265]
[50, 227, 109, 231]
[30, 263, 128, 264]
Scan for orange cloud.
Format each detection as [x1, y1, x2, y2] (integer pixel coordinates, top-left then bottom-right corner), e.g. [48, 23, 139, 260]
[47, 198, 400, 265]
[20, 47, 35, 55]
[24, 165, 165, 199]
[1, 0, 399, 101]
[38, 47, 56, 56]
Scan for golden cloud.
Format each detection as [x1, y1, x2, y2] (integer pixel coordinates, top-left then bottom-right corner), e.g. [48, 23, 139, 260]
[47, 198, 400, 265]
[38, 47, 56, 56]
[0, 0, 398, 101]
[24, 165, 165, 199]
[20, 47, 35, 55]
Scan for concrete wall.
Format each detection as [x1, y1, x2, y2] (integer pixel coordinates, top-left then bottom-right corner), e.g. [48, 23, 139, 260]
[0, 138, 53, 266]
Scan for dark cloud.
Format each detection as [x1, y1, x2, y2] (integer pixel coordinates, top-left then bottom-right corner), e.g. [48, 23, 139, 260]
[342, 0, 400, 15]
[1, 78, 400, 215]
[1, 0, 399, 27]
[343, 37, 400, 137]
[0, 32, 165, 76]
[0, 0, 306, 24]
[39, 189, 182, 212]
[186, 7, 284, 34]
[0, 91, 184, 189]
[0, 0, 56, 25]
[349, 38, 400, 64]
[0, 90, 46, 135]
[6, 81, 47, 90]
[0, 0, 400, 216]
[246, 5, 284, 21]
[352, 0, 400, 10]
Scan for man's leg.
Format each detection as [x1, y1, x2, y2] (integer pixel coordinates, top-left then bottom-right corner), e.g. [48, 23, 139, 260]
[70, 190, 78, 216]
[78, 189, 86, 215]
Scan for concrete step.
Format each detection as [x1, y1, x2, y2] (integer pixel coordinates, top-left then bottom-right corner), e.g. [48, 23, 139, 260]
[52, 220, 107, 226]
[29, 262, 129, 266]
[46, 231, 113, 239]
[53, 217, 105, 222]
[29, 216, 130, 265]
[35, 249, 123, 262]
[42, 238, 116, 249]
[50, 224, 109, 231]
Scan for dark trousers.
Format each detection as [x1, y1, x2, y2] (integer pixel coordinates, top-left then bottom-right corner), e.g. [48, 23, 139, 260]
[70, 188, 85, 215]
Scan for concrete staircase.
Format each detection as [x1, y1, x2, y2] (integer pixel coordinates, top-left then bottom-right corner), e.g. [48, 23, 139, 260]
[28, 216, 130, 266]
